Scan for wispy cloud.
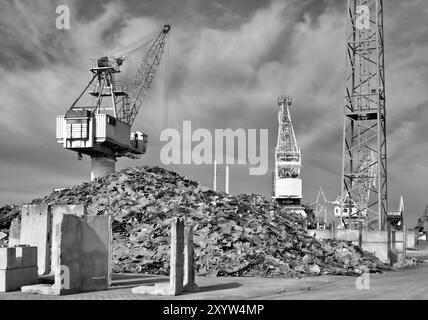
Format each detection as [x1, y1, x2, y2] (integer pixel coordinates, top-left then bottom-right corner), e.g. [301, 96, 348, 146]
[0, 0, 427, 226]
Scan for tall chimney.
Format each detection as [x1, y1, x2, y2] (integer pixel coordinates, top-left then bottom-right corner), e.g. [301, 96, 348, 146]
[225, 165, 229, 194]
[213, 160, 217, 191]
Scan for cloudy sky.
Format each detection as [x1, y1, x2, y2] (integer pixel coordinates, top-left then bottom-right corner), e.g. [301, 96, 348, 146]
[0, 0, 427, 227]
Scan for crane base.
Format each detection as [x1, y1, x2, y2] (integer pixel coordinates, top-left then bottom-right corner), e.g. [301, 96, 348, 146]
[91, 157, 116, 181]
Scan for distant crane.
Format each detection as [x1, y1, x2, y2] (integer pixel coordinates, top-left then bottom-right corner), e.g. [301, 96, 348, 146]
[310, 187, 329, 229]
[273, 96, 305, 216]
[415, 203, 428, 239]
[386, 195, 404, 231]
[56, 25, 171, 180]
[335, 150, 377, 229]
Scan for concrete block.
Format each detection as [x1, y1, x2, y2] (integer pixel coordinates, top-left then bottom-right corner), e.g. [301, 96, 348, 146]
[406, 229, 416, 249]
[0, 247, 17, 270]
[336, 230, 359, 242]
[308, 229, 406, 264]
[362, 230, 388, 242]
[27, 210, 110, 295]
[132, 219, 200, 296]
[307, 230, 331, 240]
[8, 218, 21, 247]
[0, 268, 19, 292]
[183, 227, 199, 292]
[18, 266, 38, 287]
[15, 246, 38, 268]
[21, 205, 52, 275]
[52, 212, 83, 295]
[80, 216, 110, 292]
[170, 218, 184, 295]
[0, 266, 38, 292]
[362, 242, 389, 263]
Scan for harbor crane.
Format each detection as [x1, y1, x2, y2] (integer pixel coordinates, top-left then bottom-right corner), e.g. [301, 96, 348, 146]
[56, 25, 171, 180]
[273, 96, 305, 216]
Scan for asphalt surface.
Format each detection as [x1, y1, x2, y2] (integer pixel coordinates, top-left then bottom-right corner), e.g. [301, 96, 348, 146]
[0, 262, 426, 300]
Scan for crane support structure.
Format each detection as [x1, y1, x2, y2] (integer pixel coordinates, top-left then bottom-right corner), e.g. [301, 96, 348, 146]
[341, 0, 387, 230]
[56, 25, 171, 180]
[273, 96, 303, 210]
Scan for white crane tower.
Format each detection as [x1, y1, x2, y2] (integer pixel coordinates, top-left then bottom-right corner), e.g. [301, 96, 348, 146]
[273, 96, 303, 209]
[56, 25, 171, 180]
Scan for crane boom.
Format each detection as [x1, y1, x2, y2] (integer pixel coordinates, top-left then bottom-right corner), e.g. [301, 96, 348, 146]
[118, 24, 171, 126]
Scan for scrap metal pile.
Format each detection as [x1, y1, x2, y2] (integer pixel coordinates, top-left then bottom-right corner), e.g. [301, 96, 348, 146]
[3, 166, 390, 277]
[0, 205, 20, 243]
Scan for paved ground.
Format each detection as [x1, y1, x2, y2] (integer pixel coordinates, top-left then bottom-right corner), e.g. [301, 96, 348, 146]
[0, 262, 427, 300]
[1, 246, 427, 300]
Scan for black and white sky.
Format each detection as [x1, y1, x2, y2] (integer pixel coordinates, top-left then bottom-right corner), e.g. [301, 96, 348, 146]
[0, 0, 427, 226]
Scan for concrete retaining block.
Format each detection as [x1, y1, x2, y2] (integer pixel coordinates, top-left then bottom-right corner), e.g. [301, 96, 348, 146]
[307, 230, 331, 239]
[15, 246, 38, 268]
[21, 205, 52, 275]
[170, 217, 184, 295]
[0, 247, 17, 270]
[184, 227, 199, 292]
[53, 213, 83, 294]
[406, 229, 416, 249]
[8, 218, 21, 247]
[132, 218, 199, 296]
[308, 228, 406, 264]
[0, 266, 38, 292]
[336, 230, 359, 242]
[80, 216, 111, 292]
[22, 211, 110, 295]
[361, 243, 389, 262]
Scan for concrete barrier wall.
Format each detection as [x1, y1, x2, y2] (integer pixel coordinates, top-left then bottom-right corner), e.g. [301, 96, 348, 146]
[406, 229, 416, 249]
[307, 230, 331, 239]
[336, 230, 360, 242]
[308, 228, 406, 264]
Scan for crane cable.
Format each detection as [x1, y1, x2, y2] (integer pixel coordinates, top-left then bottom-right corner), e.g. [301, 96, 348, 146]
[111, 30, 158, 60]
[68, 73, 98, 111]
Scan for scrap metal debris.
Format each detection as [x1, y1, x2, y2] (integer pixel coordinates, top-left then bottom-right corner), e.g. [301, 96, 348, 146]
[1, 166, 391, 277]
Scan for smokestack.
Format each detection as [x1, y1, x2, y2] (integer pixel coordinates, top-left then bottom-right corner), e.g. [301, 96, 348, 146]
[225, 165, 229, 194]
[213, 160, 217, 191]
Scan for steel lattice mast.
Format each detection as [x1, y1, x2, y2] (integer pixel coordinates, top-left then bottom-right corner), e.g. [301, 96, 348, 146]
[340, 0, 387, 230]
